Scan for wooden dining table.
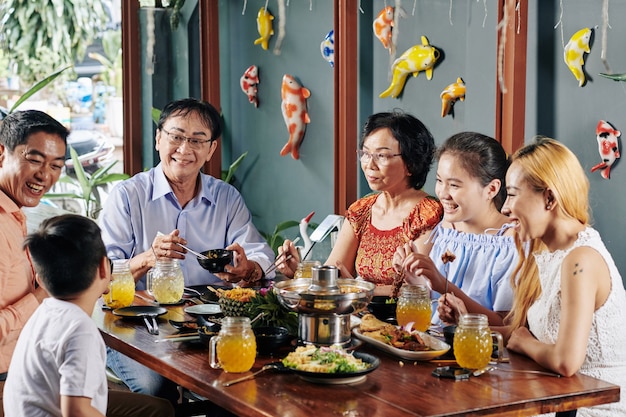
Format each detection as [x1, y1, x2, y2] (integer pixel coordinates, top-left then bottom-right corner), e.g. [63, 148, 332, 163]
[93, 292, 620, 417]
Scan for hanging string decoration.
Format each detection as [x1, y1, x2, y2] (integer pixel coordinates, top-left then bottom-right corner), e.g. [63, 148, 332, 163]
[379, 35, 440, 99]
[440, 77, 466, 118]
[254, 6, 275, 50]
[496, 1, 509, 94]
[600, 0, 612, 73]
[320, 29, 335, 68]
[563, 27, 593, 87]
[591, 120, 621, 180]
[273, 0, 287, 55]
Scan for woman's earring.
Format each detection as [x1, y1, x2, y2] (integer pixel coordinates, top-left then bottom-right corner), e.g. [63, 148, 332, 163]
[546, 204, 551, 210]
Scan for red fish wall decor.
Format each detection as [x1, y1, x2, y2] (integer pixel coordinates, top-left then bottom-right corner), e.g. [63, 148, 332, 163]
[240, 65, 260, 107]
[591, 120, 621, 180]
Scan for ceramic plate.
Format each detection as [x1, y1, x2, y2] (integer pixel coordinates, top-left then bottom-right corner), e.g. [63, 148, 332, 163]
[113, 306, 167, 318]
[352, 328, 450, 361]
[282, 351, 379, 384]
[184, 304, 222, 316]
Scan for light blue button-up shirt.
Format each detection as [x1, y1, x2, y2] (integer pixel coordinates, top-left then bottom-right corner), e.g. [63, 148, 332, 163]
[100, 164, 274, 289]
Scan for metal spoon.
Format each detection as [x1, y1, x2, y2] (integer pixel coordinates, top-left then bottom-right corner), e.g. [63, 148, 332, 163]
[223, 364, 280, 387]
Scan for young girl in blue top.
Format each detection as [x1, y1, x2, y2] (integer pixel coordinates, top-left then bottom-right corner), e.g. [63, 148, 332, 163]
[393, 132, 517, 326]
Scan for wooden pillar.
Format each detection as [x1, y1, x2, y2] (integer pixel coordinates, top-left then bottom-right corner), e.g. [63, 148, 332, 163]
[495, 0, 528, 154]
[334, 0, 359, 214]
[121, 0, 142, 175]
[199, 0, 222, 179]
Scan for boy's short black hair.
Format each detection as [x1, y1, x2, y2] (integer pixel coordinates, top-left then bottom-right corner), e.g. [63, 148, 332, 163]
[24, 214, 106, 298]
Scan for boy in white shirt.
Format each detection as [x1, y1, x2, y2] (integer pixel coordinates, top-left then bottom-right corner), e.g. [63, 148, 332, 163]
[3, 214, 174, 417]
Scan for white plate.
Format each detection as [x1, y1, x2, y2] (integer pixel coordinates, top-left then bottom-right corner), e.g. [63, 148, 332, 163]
[184, 304, 222, 315]
[352, 328, 450, 361]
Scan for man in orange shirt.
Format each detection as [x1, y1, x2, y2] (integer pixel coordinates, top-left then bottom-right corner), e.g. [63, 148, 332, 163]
[0, 110, 68, 414]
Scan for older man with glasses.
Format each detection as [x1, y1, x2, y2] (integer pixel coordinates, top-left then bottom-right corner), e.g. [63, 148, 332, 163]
[99, 97, 273, 408]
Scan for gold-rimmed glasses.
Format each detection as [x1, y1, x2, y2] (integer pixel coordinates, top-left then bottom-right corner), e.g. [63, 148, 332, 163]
[161, 127, 213, 149]
[357, 149, 402, 165]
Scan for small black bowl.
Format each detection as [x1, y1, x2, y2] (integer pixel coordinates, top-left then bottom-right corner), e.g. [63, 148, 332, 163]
[367, 296, 397, 321]
[443, 324, 457, 347]
[197, 249, 233, 273]
[253, 326, 292, 356]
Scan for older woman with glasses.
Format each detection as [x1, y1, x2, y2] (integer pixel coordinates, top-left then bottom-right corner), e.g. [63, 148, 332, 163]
[278, 111, 442, 295]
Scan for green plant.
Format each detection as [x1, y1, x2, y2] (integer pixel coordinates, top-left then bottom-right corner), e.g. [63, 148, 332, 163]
[88, 29, 122, 95]
[246, 289, 298, 336]
[45, 146, 130, 219]
[140, 0, 186, 31]
[261, 221, 318, 256]
[0, 0, 108, 85]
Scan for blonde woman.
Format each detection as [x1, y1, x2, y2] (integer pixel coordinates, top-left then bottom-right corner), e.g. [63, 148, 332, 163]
[503, 137, 626, 416]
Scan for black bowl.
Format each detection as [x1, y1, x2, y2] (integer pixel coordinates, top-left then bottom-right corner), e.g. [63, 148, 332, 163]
[367, 296, 397, 321]
[443, 324, 457, 347]
[197, 249, 233, 273]
[253, 326, 292, 355]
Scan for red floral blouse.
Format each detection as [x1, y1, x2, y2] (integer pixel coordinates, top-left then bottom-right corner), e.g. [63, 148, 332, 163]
[346, 193, 443, 285]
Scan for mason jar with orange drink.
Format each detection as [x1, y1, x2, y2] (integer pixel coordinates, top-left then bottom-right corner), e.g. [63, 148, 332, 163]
[209, 317, 257, 373]
[104, 259, 135, 309]
[395, 284, 431, 331]
[453, 313, 503, 369]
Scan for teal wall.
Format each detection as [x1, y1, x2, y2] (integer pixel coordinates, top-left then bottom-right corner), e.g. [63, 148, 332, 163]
[216, 1, 499, 256]
[141, 1, 626, 278]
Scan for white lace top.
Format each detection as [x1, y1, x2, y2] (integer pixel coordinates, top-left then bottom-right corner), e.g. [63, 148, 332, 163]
[528, 227, 626, 417]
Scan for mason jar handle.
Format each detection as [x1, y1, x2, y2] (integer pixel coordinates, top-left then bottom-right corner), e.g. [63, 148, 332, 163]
[491, 331, 504, 362]
[208, 336, 222, 369]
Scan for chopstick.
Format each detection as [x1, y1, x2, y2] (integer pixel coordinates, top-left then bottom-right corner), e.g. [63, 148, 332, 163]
[265, 237, 300, 275]
[155, 335, 200, 343]
[179, 244, 208, 260]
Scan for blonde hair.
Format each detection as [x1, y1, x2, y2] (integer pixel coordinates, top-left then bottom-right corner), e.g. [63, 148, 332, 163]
[506, 137, 590, 330]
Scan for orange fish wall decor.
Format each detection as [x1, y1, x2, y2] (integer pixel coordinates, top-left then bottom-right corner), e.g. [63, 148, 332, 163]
[280, 74, 311, 160]
[373, 6, 395, 53]
[440, 77, 466, 118]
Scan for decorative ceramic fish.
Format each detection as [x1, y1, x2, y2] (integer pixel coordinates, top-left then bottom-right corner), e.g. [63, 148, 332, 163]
[564, 27, 592, 87]
[254, 7, 274, 50]
[280, 74, 311, 160]
[373, 6, 394, 52]
[379, 36, 440, 99]
[240, 65, 259, 108]
[440, 77, 466, 118]
[599, 72, 626, 82]
[320, 29, 335, 68]
[591, 120, 621, 180]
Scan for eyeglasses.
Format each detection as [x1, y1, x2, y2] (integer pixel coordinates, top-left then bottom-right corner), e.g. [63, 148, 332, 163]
[161, 128, 213, 149]
[357, 149, 402, 165]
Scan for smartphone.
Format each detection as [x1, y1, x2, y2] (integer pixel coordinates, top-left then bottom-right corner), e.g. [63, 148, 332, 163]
[431, 366, 471, 380]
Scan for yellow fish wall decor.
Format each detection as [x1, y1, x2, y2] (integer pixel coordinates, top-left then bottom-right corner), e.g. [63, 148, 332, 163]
[254, 7, 274, 50]
[440, 77, 466, 118]
[563, 27, 592, 87]
[379, 36, 440, 99]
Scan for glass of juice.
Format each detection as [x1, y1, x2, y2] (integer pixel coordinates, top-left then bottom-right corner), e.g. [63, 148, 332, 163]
[453, 313, 503, 369]
[395, 284, 431, 331]
[209, 317, 257, 373]
[104, 259, 135, 309]
[146, 259, 184, 304]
